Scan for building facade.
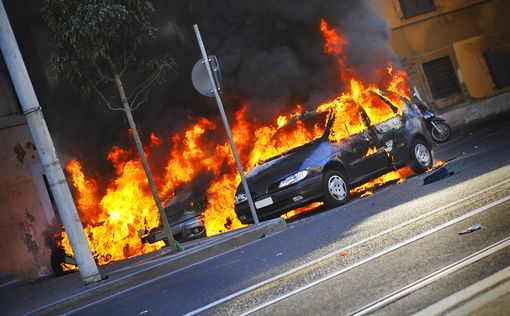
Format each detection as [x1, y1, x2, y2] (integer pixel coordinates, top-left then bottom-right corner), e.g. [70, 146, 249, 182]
[0, 54, 56, 280]
[370, 0, 510, 110]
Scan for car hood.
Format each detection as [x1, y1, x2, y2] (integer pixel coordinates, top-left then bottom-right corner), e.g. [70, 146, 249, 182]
[238, 139, 335, 198]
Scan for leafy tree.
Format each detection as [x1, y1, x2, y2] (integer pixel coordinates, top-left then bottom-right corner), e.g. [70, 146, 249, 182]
[43, 0, 178, 251]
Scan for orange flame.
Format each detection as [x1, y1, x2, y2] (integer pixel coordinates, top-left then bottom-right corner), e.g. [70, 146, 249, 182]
[64, 150, 164, 265]
[350, 167, 416, 196]
[61, 18, 416, 265]
[364, 146, 377, 157]
[281, 202, 324, 220]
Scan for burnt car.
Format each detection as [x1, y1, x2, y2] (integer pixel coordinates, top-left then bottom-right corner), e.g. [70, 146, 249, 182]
[234, 92, 434, 224]
[142, 188, 206, 244]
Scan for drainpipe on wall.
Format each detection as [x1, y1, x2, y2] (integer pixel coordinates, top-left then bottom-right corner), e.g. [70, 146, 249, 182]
[0, 1, 102, 284]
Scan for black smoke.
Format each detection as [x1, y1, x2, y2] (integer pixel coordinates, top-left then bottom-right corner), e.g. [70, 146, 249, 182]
[4, 0, 395, 180]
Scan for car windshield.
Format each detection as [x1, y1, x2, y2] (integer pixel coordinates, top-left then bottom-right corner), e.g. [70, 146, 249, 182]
[251, 111, 329, 166]
[271, 111, 328, 146]
[326, 91, 405, 142]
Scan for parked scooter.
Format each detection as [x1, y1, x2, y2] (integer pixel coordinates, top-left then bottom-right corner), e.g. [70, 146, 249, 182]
[415, 100, 452, 143]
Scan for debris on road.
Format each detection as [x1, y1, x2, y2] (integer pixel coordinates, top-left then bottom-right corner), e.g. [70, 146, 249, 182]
[423, 166, 455, 185]
[459, 223, 481, 235]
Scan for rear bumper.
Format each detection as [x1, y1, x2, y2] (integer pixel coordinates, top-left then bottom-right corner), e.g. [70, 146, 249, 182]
[235, 174, 323, 224]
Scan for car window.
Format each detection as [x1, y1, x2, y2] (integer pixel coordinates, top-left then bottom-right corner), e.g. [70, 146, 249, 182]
[272, 111, 328, 149]
[363, 94, 399, 126]
[328, 99, 367, 142]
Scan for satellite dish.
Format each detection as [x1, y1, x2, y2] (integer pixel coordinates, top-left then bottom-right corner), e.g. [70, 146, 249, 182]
[192, 55, 222, 97]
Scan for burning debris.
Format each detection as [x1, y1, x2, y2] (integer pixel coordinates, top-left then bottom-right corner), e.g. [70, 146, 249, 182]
[423, 165, 454, 185]
[58, 8, 415, 266]
[282, 202, 325, 221]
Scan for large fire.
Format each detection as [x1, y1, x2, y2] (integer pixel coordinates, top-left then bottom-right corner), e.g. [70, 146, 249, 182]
[60, 19, 417, 265]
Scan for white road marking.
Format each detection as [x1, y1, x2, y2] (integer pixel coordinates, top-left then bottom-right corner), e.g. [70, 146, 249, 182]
[239, 195, 510, 316]
[184, 180, 510, 316]
[349, 237, 510, 316]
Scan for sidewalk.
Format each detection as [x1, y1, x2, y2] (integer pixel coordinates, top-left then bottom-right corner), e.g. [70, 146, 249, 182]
[440, 92, 510, 130]
[0, 218, 286, 316]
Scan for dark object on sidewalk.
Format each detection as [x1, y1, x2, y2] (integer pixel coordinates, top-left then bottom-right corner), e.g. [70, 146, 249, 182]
[49, 236, 77, 276]
[459, 223, 481, 235]
[423, 166, 454, 185]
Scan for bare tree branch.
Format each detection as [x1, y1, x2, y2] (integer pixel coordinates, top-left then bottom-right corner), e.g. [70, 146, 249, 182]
[84, 75, 124, 112]
[127, 61, 167, 103]
[130, 90, 149, 111]
[120, 43, 128, 76]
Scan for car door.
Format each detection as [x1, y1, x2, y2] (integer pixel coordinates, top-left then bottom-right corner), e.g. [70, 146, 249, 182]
[368, 94, 407, 164]
[328, 102, 390, 182]
[345, 130, 390, 181]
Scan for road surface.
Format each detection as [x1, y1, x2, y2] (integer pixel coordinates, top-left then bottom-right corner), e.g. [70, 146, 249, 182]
[70, 114, 510, 315]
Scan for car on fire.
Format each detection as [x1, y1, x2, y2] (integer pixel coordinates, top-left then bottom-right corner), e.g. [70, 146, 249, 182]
[142, 188, 206, 244]
[234, 91, 434, 224]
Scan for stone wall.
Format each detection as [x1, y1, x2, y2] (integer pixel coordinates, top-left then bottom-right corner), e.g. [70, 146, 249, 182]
[0, 121, 57, 280]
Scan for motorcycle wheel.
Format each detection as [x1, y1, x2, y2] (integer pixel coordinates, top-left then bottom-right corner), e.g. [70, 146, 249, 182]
[431, 121, 451, 143]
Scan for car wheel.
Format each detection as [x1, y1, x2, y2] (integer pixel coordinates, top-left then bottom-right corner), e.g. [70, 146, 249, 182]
[410, 140, 433, 173]
[323, 170, 349, 207]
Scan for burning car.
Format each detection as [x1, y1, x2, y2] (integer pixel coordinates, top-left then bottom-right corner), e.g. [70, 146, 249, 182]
[142, 188, 206, 244]
[234, 91, 433, 224]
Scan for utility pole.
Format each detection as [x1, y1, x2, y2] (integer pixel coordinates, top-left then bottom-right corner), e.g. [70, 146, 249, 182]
[0, 1, 102, 284]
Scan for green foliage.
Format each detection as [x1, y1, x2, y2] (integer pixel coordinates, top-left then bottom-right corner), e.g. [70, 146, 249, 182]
[43, 0, 176, 110]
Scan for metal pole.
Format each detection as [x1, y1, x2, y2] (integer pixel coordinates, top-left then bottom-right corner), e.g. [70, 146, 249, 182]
[193, 24, 259, 224]
[0, 1, 102, 284]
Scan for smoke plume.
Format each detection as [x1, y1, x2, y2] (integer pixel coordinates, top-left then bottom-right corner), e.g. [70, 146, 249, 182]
[5, 0, 396, 185]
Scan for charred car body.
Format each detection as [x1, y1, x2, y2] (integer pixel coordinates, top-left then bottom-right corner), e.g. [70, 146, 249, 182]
[234, 92, 434, 224]
[143, 188, 206, 244]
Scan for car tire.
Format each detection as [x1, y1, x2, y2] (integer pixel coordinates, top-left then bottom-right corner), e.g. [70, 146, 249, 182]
[323, 170, 350, 207]
[430, 121, 452, 143]
[410, 139, 433, 174]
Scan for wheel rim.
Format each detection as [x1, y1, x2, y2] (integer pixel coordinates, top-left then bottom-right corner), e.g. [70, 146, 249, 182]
[431, 123, 450, 142]
[328, 175, 347, 201]
[415, 143, 431, 167]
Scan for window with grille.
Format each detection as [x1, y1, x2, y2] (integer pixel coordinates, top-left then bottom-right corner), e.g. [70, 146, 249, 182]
[422, 56, 461, 100]
[399, 0, 435, 18]
[484, 50, 510, 89]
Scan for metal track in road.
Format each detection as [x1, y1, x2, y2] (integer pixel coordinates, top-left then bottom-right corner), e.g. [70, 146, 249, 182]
[184, 180, 510, 316]
[347, 236, 510, 316]
[238, 195, 510, 316]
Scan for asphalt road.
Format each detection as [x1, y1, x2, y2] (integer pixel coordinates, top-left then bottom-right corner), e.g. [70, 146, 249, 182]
[70, 114, 510, 316]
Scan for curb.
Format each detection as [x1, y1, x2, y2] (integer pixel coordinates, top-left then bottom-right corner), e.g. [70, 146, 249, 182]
[31, 218, 286, 315]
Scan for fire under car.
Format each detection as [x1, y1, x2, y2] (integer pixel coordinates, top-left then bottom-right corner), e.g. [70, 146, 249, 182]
[234, 91, 434, 224]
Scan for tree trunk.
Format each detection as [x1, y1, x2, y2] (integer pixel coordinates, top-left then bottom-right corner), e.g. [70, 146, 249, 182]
[108, 59, 177, 252]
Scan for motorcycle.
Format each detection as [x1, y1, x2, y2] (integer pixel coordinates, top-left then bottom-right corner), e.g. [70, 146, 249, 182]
[415, 101, 452, 143]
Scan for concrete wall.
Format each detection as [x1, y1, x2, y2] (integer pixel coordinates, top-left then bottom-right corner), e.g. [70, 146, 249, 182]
[439, 91, 510, 128]
[369, 0, 510, 109]
[0, 57, 56, 280]
[0, 122, 57, 279]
